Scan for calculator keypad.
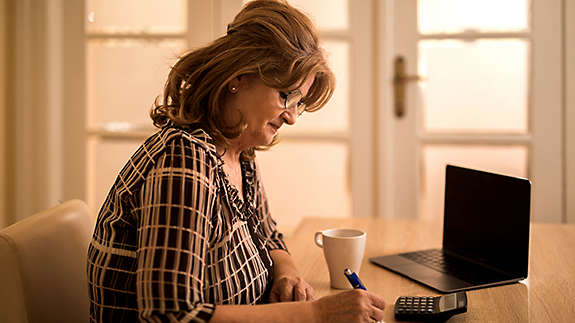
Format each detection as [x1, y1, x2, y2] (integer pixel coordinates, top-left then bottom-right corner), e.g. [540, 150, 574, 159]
[395, 296, 437, 314]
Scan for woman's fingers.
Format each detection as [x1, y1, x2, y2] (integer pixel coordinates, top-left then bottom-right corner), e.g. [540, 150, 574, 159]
[312, 289, 387, 323]
[369, 304, 386, 321]
[294, 285, 307, 301]
[367, 292, 386, 321]
[367, 292, 386, 311]
[305, 286, 315, 301]
[271, 276, 315, 302]
[268, 275, 315, 303]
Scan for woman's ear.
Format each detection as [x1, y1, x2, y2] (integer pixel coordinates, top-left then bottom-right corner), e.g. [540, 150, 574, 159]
[228, 77, 240, 94]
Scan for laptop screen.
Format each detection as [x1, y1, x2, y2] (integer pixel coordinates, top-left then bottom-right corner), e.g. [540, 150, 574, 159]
[442, 165, 531, 278]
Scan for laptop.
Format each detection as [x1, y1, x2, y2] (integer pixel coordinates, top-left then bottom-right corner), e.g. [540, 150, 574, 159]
[370, 165, 531, 293]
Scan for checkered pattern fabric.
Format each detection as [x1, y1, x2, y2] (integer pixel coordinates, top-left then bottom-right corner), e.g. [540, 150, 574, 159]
[87, 126, 287, 322]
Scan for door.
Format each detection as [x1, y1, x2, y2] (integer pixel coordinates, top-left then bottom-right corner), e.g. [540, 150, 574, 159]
[378, 0, 563, 222]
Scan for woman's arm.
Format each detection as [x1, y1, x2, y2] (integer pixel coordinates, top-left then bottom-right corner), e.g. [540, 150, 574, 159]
[137, 137, 218, 322]
[210, 289, 386, 323]
[268, 249, 315, 301]
[210, 301, 315, 323]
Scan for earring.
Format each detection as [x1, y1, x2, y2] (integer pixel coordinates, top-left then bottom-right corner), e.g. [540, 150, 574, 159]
[230, 86, 238, 93]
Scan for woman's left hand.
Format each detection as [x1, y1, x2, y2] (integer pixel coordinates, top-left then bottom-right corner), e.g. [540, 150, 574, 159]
[268, 249, 315, 302]
[268, 273, 315, 302]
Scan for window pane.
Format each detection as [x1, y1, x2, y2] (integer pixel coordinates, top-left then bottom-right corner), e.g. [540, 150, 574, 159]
[87, 39, 184, 128]
[288, 0, 348, 30]
[86, 0, 187, 34]
[421, 144, 528, 221]
[88, 138, 142, 215]
[244, 0, 348, 30]
[257, 142, 351, 234]
[418, 0, 529, 34]
[283, 40, 349, 134]
[419, 39, 528, 133]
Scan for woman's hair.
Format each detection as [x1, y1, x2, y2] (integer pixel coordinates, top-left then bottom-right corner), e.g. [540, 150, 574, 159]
[151, 0, 335, 159]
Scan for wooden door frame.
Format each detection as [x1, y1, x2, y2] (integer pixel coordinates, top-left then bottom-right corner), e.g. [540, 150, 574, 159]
[565, 0, 575, 224]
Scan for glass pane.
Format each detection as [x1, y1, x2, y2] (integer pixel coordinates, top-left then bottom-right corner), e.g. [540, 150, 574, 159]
[421, 144, 528, 221]
[257, 142, 351, 235]
[243, 0, 348, 30]
[419, 39, 528, 133]
[86, 0, 187, 34]
[418, 0, 529, 34]
[288, 0, 348, 30]
[283, 40, 349, 135]
[88, 138, 142, 215]
[87, 39, 185, 128]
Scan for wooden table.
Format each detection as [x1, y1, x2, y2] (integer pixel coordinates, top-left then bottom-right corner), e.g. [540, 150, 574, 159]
[284, 218, 575, 322]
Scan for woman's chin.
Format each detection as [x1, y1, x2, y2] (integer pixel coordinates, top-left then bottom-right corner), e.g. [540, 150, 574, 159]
[261, 135, 275, 146]
[264, 128, 278, 145]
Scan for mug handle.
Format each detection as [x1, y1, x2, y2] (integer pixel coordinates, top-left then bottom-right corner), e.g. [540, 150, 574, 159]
[314, 232, 323, 248]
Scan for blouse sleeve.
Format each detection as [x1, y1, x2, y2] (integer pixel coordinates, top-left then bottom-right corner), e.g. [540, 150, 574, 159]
[136, 137, 217, 322]
[254, 160, 289, 252]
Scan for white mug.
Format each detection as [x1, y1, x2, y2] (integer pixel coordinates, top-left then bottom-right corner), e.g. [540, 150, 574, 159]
[314, 228, 366, 289]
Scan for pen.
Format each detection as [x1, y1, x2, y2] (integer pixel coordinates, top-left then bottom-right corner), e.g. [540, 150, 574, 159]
[344, 268, 367, 290]
[345, 269, 384, 323]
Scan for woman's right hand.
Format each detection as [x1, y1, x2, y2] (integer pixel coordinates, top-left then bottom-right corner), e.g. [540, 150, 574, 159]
[311, 289, 386, 323]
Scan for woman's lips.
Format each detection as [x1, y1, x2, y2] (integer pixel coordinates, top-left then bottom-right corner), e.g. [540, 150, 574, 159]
[269, 123, 280, 132]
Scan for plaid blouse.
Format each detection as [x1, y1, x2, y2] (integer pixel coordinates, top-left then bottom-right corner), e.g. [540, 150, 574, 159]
[87, 126, 288, 322]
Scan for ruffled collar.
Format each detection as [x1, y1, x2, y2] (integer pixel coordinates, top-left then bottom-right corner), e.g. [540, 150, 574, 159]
[217, 159, 257, 222]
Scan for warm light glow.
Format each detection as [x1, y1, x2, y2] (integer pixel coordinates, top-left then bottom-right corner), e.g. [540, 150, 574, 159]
[418, 0, 529, 34]
[87, 11, 95, 23]
[419, 39, 528, 134]
[244, 0, 349, 30]
[257, 142, 351, 234]
[287, 0, 348, 30]
[85, 0, 187, 33]
[421, 145, 528, 221]
[86, 39, 184, 127]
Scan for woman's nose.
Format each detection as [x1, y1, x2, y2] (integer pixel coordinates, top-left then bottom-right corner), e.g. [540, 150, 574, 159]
[282, 109, 297, 125]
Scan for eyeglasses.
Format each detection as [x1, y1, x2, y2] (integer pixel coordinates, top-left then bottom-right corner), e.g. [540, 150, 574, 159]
[279, 90, 306, 116]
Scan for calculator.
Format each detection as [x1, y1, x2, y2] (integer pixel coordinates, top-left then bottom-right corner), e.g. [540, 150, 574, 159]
[394, 292, 467, 322]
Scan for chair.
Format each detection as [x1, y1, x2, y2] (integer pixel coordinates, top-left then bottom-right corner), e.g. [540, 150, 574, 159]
[0, 200, 93, 323]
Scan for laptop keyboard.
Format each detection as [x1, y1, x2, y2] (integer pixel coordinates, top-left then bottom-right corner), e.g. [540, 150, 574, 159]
[400, 249, 508, 284]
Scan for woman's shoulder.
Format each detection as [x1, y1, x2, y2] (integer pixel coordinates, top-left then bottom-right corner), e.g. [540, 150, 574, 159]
[144, 125, 220, 167]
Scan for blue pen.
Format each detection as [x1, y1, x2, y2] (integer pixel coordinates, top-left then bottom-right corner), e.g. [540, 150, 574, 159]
[344, 268, 367, 290]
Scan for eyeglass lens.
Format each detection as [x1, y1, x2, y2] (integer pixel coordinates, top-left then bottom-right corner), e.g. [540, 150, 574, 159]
[285, 91, 305, 114]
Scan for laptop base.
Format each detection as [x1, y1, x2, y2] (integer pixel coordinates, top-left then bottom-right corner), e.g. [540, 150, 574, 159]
[369, 254, 522, 293]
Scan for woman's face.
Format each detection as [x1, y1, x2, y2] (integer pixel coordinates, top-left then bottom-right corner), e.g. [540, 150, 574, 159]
[225, 74, 315, 149]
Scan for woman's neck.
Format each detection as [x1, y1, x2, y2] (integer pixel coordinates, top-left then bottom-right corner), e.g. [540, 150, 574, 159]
[217, 145, 242, 166]
[216, 136, 250, 165]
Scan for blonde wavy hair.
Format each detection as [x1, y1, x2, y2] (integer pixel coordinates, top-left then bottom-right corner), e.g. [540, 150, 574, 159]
[151, 0, 335, 159]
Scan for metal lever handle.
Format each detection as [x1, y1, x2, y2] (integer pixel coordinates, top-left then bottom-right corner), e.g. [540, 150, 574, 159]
[394, 56, 424, 118]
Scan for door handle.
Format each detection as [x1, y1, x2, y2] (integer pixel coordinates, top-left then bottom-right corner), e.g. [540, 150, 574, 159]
[394, 56, 424, 118]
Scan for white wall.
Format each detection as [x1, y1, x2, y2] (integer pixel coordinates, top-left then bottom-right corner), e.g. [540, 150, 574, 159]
[566, 0, 575, 224]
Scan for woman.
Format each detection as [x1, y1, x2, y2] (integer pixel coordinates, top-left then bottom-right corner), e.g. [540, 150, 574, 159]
[87, 1, 386, 322]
